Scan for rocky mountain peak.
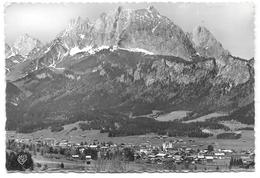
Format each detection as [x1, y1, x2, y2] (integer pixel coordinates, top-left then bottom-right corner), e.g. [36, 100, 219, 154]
[147, 5, 160, 16]
[192, 26, 214, 46]
[12, 34, 43, 57]
[67, 16, 92, 30]
[190, 25, 229, 59]
[50, 6, 197, 60]
[5, 43, 12, 58]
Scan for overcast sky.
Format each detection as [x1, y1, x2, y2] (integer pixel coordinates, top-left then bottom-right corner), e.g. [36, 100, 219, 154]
[4, 2, 254, 59]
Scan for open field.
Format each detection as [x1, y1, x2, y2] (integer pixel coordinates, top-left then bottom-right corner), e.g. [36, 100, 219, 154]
[31, 154, 167, 172]
[182, 112, 228, 123]
[30, 153, 253, 172]
[220, 120, 254, 131]
[155, 110, 190, 121]
[6, 122, 254, 152]
[6, 121, 254, 172]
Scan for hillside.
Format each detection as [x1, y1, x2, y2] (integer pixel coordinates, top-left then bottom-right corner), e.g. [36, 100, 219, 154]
[5, 6, 254, 135]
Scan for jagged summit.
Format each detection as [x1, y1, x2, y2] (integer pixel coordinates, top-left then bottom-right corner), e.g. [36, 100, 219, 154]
[12, 34, 43, 57]
[67, 16, 92, 30]
[5, 43, 12, 58]
[147, 5, 158, 13]
[189, 25, 229, 59]
[56, 6, 196, 61]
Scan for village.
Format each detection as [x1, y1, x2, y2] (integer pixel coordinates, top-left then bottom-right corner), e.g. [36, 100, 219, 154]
[6, 135, 255, 172]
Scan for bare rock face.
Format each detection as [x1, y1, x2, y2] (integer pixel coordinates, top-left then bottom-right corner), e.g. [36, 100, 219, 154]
[12, 34, 43, 57]
[59, 17, 95, 49]
[5, 35, 43, 75]
[57, 6, 196, 61]
[5, 43, 26, 73]
[5, 55, 25, 73]
[216, 55, 251, 86]
[189, 26, 230, 59]
[188, 26, 252, 87]
[36, 38, 69, 69]
[5, 43, 12, 58]
[114, 6, 196, 60]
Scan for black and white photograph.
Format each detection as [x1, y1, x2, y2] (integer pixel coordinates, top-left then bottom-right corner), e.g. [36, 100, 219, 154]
[3, 0, 256, 173]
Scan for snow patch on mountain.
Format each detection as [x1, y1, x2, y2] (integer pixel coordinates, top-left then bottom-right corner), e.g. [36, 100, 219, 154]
[125, 48, 154, 55]
[69, 46, 92, 55]
[79, 34, 85, 39]
[110, 45, 153, 55]
[70, 45, 110, 56]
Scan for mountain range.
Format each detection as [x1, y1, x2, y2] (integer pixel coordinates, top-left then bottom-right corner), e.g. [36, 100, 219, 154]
[5, 6, 254, 133]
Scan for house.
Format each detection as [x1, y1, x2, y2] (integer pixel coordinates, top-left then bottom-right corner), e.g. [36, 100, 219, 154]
[205, 156, 214, 162]
[89, 145, 98, 149]
[174, 155, 182, 161]
[85, 155, 91, 164]
[156, 153, 166, 158]
[162, 142, 174, 150]
[140, 148, 148, 155]
[59, 142, 68, 148]
[75, 143, 81, 146]
[85, 155, 91, 159]
[185, 147, 192, 152]
[79, 148, 85, 153]
[43, 138, 55, 146]
[197, 155, 205, 159]
[72, 154, 79, 158]
[241, 156, 253, 164]
[178, 139, 184, 142]
[148, 155, 156, 160]
[222, 149, 233, 153]
[100, 146, 108, 150]
[214, 152, 225, 159]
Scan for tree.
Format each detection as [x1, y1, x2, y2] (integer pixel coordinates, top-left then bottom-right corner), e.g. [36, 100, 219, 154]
[184, 161, 189, 169]
[238, 158, 243, 166]
[60, 162, 64, 169]
[216, 166, 219, 171]
[123, 147, 135, 161]
[207, 145, 214, 152]
[229, 157, 234, 169]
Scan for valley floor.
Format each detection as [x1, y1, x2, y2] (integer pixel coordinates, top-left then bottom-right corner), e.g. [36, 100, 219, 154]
[6, 126, 254, 152]
[6, 119, 255, 172]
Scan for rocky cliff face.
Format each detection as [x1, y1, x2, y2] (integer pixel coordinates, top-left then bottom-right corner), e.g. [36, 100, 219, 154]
[5, 35, 44, 74]
[12, 34, 43, 57]
[188, 26, 230, 59]
[7, 48, 253, 129]
[5, 43, 12, 58]
[57, 6, 196, 61]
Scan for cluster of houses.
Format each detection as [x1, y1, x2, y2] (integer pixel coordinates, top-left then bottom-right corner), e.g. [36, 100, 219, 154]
[138, 140, 254, 166]
[8, 137, 255, 168]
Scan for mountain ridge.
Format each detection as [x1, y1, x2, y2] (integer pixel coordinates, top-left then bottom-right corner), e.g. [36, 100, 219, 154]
[5, 6, 254, 133]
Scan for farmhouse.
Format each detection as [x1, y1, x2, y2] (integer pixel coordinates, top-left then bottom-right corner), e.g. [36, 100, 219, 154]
[43, 138, 55, 146]
[205, 156, 214, 162]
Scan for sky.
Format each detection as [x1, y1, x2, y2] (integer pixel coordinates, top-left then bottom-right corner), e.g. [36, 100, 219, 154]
[4, 2, 254, 59]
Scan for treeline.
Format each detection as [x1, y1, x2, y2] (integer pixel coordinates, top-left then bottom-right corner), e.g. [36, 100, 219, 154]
[210, 103, 254, 125]
[8, 110, 124, 133]
[236, 127, 254, 131]
[229, 157, 243, 168]
[50, 125, 64, 132]
[107, 117, 228, 138]
[216, 132, 241, 139]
